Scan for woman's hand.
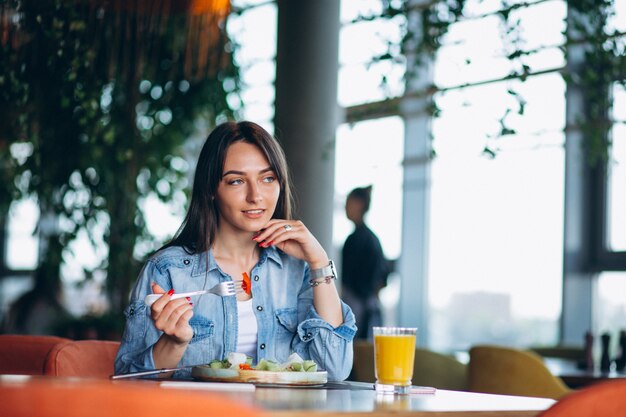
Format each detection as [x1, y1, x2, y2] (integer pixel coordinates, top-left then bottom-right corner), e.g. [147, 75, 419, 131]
[253, 219, 329, 269]
[150, 282, 194, 345]
[254, 220, 343, 328]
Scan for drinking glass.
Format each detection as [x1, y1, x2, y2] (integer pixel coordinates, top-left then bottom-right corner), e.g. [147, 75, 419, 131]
[373, 326, 417, 394]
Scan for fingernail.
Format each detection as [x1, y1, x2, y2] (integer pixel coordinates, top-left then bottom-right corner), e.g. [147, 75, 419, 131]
[167, 289, 175, 296]
[186, 297, 191, 301]
[267, 241, 274, 246]
[189, 302, 194, 306]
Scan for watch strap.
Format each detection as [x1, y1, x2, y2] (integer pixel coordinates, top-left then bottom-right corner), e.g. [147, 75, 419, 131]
[310, 260, 336, 280]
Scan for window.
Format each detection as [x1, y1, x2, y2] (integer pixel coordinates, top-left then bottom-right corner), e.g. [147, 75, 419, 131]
[228, 0, 277, 131]
[337, 0, 570, 349]
[428, 0, 567, 351]
[429, 126, 565, 350]
[333, 117, 404, 258]
[338, 0, 405, 107]
[333, 117, 405, 325]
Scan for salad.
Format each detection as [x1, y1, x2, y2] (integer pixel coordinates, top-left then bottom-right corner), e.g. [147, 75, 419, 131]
[209, 352, 318, 372]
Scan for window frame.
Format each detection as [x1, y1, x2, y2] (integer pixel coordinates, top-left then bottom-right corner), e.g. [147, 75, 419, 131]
[589, 146, 626, 271]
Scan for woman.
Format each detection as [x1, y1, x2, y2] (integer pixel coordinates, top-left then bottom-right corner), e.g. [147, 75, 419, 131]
[115, 121, 356, 381]
[341, 186, 389, 340]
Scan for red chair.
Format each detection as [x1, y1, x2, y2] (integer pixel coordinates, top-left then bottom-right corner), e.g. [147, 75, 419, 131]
[44, 339, 120, 377]
[0, 335, 70, 375]
[538, 379, 626, 416]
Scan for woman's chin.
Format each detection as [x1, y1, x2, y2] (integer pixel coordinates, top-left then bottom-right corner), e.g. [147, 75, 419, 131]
[241, 218, 270, 233]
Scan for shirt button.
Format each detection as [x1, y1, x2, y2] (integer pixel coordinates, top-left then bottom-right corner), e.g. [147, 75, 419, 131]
[256, 306, 263, 311]
[307, 332, 312, 337]
[254, 275, 259, 281]
[183, 259, 190, 265]
[260, 344, 266, 349]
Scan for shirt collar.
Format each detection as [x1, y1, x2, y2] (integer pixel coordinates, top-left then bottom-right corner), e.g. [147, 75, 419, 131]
[261, 245, 284, 268]
[191, 250, 216, 277]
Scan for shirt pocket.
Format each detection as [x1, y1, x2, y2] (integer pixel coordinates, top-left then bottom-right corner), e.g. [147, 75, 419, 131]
[122, 299, 147, 343]
[275, 307, 304, 360]
[189, 315, 215, 343]
[276, 307, 298, 334]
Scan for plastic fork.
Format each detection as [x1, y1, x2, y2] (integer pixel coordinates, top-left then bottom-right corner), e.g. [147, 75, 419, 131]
[144, 281, 238, 307]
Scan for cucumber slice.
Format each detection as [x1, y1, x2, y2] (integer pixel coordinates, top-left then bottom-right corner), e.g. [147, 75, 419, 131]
[209, 360, 224, 369]
[302, 360, 317, 372]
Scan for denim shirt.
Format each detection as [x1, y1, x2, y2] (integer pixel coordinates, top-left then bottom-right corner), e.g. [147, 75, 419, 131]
[114, 246, 357, 381]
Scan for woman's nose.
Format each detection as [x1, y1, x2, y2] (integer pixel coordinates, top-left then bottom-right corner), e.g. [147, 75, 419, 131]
[247, 183, 262, 203]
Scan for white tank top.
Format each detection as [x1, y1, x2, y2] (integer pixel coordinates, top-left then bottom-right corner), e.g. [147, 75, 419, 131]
[236, 298, 258, 360]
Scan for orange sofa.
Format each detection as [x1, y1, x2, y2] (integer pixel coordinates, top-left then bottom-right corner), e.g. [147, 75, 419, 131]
[0, 335, 70, 375]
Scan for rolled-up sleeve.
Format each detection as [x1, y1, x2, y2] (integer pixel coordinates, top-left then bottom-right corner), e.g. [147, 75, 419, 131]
[114, 260, 166, 375]
[293, 284, 357, 381]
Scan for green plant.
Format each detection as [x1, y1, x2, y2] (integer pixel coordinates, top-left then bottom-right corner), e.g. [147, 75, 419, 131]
[369, 0, 625, 163]
[567, 0, 626, 165]
[0, 0, 240, 328]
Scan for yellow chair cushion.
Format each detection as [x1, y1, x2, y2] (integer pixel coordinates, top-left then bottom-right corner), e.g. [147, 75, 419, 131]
[469, 344, 572, 399]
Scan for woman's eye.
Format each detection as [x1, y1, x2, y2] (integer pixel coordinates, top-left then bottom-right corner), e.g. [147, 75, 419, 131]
[228, 178, 243, 185]
[263, 176, 276, 183]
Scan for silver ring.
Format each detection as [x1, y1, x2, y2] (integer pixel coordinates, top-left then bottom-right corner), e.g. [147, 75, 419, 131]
[283, 224, 292, 231]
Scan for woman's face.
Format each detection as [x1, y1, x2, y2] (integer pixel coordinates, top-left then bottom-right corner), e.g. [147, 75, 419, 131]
[215, 141, 281, 234]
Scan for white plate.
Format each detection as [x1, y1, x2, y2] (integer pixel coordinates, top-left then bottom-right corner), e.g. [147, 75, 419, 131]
[191, 365, 328, 386]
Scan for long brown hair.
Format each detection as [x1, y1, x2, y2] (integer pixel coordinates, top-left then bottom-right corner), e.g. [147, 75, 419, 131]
[164, 121, 293, 253]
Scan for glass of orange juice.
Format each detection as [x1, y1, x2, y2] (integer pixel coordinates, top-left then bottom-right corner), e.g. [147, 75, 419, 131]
[373, 326, 417, 394]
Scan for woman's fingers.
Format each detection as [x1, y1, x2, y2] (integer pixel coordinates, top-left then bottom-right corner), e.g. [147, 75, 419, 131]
[161, 301, 193, 332]
[151, 282, 166, 294]
[154, 297, 188, 324]
[254, 220, 303, 247]
[150, 286, 194, 342]
[150, 286, 175, 319]
[171, 312, 194, 343]
[155, 301, 194, 343]
[253, 219, 328, 266]
[168, 304, 194, 342]
[177, 309, 194, 330]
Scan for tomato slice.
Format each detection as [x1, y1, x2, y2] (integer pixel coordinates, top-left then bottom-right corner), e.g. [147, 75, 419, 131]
[242, 272, 252, 295]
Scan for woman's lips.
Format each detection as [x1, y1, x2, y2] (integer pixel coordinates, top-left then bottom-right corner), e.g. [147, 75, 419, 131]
[242, 209, 265, 219]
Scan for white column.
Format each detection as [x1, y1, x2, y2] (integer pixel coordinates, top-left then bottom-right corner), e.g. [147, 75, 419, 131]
[397, 0, 433, 346]
[562, 8, 595, 345]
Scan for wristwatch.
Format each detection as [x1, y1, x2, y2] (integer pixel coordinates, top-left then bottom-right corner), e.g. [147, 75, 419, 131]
[310, 260, 337, 280]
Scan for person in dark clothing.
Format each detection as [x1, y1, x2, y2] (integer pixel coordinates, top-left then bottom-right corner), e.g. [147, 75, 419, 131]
[341, 185, 389, 340]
